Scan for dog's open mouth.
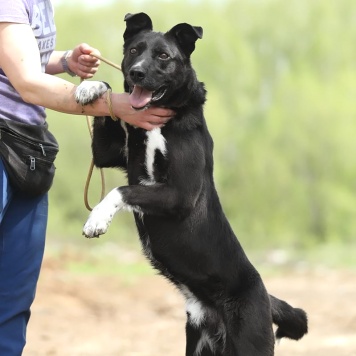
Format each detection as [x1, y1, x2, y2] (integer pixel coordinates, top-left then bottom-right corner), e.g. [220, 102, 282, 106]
[129, 85, 167, 111]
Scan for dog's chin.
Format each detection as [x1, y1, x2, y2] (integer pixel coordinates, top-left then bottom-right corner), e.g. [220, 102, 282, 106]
[130, 85, 167, 111]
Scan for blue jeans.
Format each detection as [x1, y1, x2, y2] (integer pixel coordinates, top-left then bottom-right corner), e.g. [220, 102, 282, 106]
[0, 159, 48, 355]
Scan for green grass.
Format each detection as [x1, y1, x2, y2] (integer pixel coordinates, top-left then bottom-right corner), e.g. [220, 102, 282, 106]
[66, 258, 154, 285]
[44, 237, 155, 285]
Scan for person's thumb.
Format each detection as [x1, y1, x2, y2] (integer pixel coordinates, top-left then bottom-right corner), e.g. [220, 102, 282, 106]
[79, 43, 101, 56]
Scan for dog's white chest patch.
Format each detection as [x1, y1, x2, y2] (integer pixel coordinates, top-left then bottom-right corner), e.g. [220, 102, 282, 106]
[180, 285, 206, 327]
[143, 128, 167, 185]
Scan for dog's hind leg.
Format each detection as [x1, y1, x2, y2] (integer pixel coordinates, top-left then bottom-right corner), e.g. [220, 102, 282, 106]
[221, 286, 275, 356]
[185, 321, 227, 356]
[185, 322, 214, 356]
[182, 290, 227, 356]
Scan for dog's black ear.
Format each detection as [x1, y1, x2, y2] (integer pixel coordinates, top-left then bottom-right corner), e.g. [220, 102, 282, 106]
[167, 23, 203, 57]
[123, 13, 153, 42]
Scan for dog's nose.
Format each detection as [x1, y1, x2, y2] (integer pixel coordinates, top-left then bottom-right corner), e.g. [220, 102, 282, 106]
[129, 69, 145, 82]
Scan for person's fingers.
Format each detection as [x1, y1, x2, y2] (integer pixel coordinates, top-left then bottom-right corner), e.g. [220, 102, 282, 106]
[77, 63, 99, 74]
[136, 115, 167, 126]
[79, 71, 96, 79]
[77, 58, 100, 74]
[145, 121, 166, 130]
[152, 117, 170, 125]
[79, 55, 101, 66]
[146, 106, 175, 118]
[78, 43, 101, 56]
[89, 48, 101, 57]
[128, 112, 167, 129]
[77, 67, 99, 79]
[75, 44, 101, 70]
[76, 61, 100, 78]
[77, 70, 96, 79]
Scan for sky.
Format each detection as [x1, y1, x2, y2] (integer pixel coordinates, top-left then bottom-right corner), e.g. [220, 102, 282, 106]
[52, 0, 175, 7]
[53, 0, 115, 6]
[52, 0, 216, 7]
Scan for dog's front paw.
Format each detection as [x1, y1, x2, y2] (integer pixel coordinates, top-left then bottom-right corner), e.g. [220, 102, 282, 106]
[82, 207, 113, 238]
[75, 81, 109, 105]
[82, 188, 125, 238]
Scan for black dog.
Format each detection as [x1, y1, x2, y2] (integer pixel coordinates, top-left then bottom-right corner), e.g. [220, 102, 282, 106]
[75, 12, 307, 356]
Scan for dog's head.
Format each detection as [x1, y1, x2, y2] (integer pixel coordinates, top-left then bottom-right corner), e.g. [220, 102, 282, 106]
[121, 13, 203, 110]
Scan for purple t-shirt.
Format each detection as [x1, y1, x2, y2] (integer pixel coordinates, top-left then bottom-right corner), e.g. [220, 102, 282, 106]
[0, 0, 56, 124]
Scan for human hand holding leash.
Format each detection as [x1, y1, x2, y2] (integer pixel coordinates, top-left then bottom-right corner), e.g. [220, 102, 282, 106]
[63, 43, 101, 79]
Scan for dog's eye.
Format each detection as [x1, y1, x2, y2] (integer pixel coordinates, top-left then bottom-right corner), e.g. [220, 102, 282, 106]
[158, 53, 170, 60]
[130, 48, 137, 55]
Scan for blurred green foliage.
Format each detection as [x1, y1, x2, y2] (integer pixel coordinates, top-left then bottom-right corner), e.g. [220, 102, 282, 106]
[47, 0, 356, 255]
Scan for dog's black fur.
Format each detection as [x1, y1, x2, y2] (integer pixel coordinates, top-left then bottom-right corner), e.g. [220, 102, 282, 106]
[76, 13, 308, 356]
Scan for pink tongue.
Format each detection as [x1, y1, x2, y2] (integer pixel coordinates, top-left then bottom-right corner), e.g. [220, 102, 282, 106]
[129, 85, 153, 108]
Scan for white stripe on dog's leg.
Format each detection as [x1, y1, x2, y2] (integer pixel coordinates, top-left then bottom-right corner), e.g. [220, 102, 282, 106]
[83, 188, 126, 238]
[101, 187, 126, 212]
[120, 121, 129, 162]
[145, 128, 167, 183]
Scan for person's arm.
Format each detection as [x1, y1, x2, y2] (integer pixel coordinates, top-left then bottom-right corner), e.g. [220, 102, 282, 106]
[45, 50, 70, 76]
[0, 23, 173, 130]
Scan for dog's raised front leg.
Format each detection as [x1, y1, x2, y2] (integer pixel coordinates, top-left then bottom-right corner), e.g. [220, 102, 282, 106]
[83, 179, 202, 238]
[82, 187, 136, 238]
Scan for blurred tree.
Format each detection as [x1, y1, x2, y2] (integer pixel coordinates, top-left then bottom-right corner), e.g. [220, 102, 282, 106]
[47, 0, 356, 252]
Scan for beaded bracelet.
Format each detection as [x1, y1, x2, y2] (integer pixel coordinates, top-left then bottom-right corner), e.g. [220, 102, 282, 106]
[61, 50, 77, 77]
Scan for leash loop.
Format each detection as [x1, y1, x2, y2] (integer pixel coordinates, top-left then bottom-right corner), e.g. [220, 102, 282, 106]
[82, 53, 122, 211]
[83, 114, 106, 212]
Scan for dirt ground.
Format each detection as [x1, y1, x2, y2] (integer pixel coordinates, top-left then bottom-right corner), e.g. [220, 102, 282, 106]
[24, 253, 356, 356]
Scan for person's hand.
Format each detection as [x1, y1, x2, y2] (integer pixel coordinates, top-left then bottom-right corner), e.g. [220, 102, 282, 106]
[67, 43, 101, 79]
[114, 93, 175, 130]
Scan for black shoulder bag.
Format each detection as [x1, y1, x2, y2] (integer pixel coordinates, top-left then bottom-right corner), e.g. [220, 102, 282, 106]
[0, 119, 59, 197]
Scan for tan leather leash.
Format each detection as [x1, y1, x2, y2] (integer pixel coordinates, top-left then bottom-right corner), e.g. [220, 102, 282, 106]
[90, 52, 122, 71]
[83, 53, 122, 211]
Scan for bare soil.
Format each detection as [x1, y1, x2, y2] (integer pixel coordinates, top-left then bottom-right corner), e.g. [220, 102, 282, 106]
[24, 255, 356, 356]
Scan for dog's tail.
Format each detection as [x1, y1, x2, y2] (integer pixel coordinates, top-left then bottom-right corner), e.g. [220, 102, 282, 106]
[269, 294, 308, 341]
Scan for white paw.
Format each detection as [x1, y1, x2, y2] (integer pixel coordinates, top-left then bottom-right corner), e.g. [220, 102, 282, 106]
[82, 206, 113, 238]
[75, 81, 108, 105]
[82, 188, 125, 238]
